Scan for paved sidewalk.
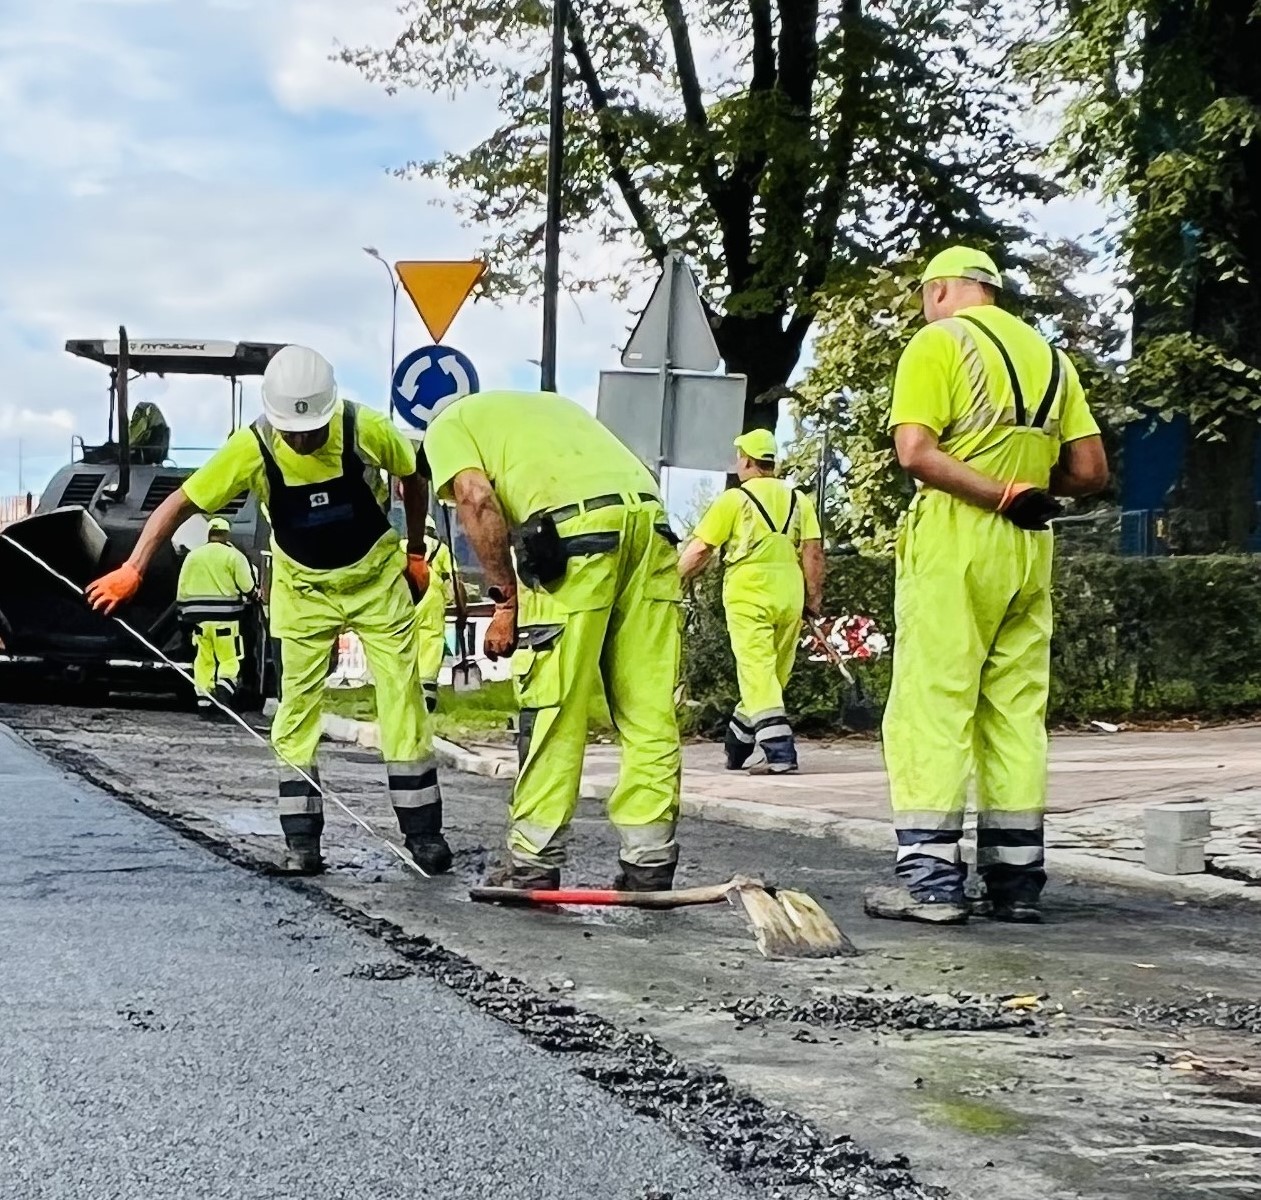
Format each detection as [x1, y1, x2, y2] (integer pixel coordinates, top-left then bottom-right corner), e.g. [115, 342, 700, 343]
[451, 725, 1261, 891]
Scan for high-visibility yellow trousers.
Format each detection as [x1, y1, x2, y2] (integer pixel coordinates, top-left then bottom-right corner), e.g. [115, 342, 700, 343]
[192, 620, 243, 701]
[882, 490, 1052, 903]
[414, 583, 447, 713]
[269, 555, 437, 828]
[509, 498, 682, 871]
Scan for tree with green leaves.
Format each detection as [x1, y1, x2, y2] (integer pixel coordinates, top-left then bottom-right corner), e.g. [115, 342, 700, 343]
[795, 241, 1125, 551]
[339, 0, 1049, 430]
[1021, 0, 1261, 551]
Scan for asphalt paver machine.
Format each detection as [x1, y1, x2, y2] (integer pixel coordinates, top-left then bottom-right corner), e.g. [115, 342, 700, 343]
[0, 329, 283, 705]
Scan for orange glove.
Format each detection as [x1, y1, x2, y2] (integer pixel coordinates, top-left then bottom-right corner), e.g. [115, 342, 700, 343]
[483, 586, 518, 661]
[406, 553, 431, 598]
[85, 563, 143, 614]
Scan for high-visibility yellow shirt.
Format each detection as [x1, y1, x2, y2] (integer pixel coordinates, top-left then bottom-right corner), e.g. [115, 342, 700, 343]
[423, 391, 660, 525]
[889, 304, 1099, 488]
[693, 478, 821, 569]
[181, 400, 416, 584]
[176, 540, 255, 602]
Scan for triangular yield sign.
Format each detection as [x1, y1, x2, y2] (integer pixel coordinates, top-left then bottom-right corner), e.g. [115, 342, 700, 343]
[395, 261, 487, 343]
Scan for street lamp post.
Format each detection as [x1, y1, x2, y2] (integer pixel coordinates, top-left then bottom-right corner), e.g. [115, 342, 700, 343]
[363, 246, 400, 416]
[539, 0, 569, 393]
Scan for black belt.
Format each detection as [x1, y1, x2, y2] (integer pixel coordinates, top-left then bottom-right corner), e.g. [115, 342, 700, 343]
[537, 491, 659, 527]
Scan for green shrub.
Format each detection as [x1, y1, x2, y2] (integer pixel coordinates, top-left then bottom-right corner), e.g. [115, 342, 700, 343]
[680, 553, 1261, 732]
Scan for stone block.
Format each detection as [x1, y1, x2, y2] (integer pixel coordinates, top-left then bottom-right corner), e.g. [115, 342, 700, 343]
[1144, 839, 1207, 876]
[1144, 803, 1212, 845]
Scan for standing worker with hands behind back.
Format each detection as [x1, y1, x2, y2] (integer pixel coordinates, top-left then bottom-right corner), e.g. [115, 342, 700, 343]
[869, 247, 1108, 926]
[86, 345, 452, 878]
[416, 389, 684, 893]
[678, 430, 824, 775]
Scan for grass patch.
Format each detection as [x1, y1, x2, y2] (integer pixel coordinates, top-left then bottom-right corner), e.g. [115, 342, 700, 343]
[322, 679, 614, 745]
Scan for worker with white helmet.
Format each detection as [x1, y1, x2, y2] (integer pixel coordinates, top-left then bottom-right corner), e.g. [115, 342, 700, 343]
[175, 515, 256, 713]
[87, 345, 450, 876]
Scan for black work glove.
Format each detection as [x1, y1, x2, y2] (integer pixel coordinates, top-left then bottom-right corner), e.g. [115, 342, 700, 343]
[999, 486, 1062, 531]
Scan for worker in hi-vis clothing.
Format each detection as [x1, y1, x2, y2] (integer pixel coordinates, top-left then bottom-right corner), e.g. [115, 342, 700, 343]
[86, 346, 451, 878]
[413, 512, 456, 713]
[678, 430, 825, 774]
[867, 246, 1108, 927]
[175, 516, 256, 712]
[416, 389, 683, 892]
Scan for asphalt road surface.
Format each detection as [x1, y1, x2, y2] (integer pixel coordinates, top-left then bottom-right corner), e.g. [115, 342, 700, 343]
[0, 724, 766, 1200]
[5, 701, 1261, 1200]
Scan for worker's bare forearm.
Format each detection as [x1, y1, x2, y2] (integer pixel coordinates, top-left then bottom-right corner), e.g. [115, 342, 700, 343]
[677, 538, 714, 583]
[902, 446, 1005, 510]
[129, 488, 198, 573]
[398, 471, 429, 549]
[451, 471, 516, 595]
[801, 540, 825, 613]
[1050, 436, 1109, 498]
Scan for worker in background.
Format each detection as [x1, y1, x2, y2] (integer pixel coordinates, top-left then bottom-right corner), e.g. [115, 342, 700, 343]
[175, 515, 256, 712]
[417, 390, 683, 891]
[870, 246, 1108, 926]
[413, 511, 457, 712]
[86, 346, 451, 878]
[678, 430, 824, 774]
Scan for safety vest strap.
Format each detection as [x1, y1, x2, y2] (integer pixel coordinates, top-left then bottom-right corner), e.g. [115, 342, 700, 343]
[1032, 348, 1063, 430]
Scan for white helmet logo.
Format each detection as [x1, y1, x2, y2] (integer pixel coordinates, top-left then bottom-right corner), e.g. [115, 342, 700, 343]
[295, 400, 309, 414]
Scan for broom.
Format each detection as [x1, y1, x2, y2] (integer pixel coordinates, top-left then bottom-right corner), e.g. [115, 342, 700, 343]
[469, 875, 858, 959]
[804, 617, 879, 733]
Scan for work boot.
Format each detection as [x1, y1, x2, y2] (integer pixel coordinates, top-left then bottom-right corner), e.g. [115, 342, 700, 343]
[988, 898, 1043, 924]
[613, 860, 677, 892]
[482, 861, 561, 890]
[748, 735, 798, 775]
[393, 801, 452, 876]
[863, 884, 968, 925]
[724, 720, 755, 771]
[211, 678, 238, 711]
[405, 834, 454, 876]
[279, 813, 325, 876]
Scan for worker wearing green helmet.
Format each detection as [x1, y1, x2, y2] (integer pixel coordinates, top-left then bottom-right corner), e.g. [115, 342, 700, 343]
[868, 246, 1109, 926]
[678, 430, 825, 774]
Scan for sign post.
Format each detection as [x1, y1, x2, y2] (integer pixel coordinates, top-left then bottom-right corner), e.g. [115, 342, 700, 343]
[597, 251, 744, 475]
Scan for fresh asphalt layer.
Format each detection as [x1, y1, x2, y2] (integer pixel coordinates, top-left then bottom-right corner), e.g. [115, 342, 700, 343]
[0, 725, 772, 1200]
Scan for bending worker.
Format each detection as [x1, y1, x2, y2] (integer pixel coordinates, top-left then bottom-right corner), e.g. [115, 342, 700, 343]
[417, 389, 683, 892]
[175, 515, 256, 712]
[413, 512, 456, 713]
[86, 345, 451, 878]
[678, 430, 824, 773]
[869, 246, 1107, 926]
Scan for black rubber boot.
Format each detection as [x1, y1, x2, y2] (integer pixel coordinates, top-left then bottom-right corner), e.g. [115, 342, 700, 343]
[279, 813, 325, 875]
[724, 718, 755, 771]
[980, 864, 1046, 924]
[613, 860, 677, 892]
[393, 801, 453, 876]
[482, 861, 561, 890]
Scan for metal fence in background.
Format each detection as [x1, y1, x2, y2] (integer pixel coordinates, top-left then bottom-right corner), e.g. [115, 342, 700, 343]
[0, 494, 33, 530]
[1053, 505, 1261, 557]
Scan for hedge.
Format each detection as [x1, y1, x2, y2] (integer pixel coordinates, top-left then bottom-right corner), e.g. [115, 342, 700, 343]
[680, 553, 1261, 734]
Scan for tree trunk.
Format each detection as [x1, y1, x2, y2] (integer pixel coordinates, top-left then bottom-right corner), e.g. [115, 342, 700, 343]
[714, 312, 805, 433]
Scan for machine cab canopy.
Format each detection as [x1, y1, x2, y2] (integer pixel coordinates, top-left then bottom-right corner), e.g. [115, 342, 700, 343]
[65, 338, 285, 378]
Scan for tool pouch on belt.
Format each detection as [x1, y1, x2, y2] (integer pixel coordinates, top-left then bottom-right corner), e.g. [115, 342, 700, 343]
[512, 514, 569, 590]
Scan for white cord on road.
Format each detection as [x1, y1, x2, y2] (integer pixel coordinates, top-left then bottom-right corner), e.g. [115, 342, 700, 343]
[1, 534, 429, 879]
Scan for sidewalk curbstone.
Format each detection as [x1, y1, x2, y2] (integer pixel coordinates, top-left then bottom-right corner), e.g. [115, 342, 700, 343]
[313, 715, 1261, 905]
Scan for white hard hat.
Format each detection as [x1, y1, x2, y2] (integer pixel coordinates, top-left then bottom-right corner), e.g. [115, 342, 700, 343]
[262, 345, 338, 432]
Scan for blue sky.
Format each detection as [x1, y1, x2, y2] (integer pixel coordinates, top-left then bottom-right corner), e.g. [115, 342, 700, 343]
[0, 0, 1105, 505]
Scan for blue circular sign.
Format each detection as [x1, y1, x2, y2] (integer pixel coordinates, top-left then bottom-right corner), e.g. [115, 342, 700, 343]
[392, 345, 480, 431]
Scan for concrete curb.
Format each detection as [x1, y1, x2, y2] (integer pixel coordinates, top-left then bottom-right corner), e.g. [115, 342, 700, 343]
[314, 713, 1260, 906]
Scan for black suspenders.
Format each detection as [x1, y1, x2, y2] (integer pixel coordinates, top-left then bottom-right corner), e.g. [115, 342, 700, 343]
[954, 313, 1062, 432]
[738, 484, 798, 535]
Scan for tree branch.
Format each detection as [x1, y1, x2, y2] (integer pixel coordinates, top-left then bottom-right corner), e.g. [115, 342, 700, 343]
[662, 0, 709, 132]
[749, 0, 776, 90]
[566, 10, 667, 264]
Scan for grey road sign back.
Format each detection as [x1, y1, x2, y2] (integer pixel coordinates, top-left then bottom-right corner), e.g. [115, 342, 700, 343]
[596, 370, 745, 472]
[621, 252, 721, 373]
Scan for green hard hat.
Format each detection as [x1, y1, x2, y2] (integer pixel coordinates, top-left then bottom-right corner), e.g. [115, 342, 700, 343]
[920, 246, 1003, 289]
